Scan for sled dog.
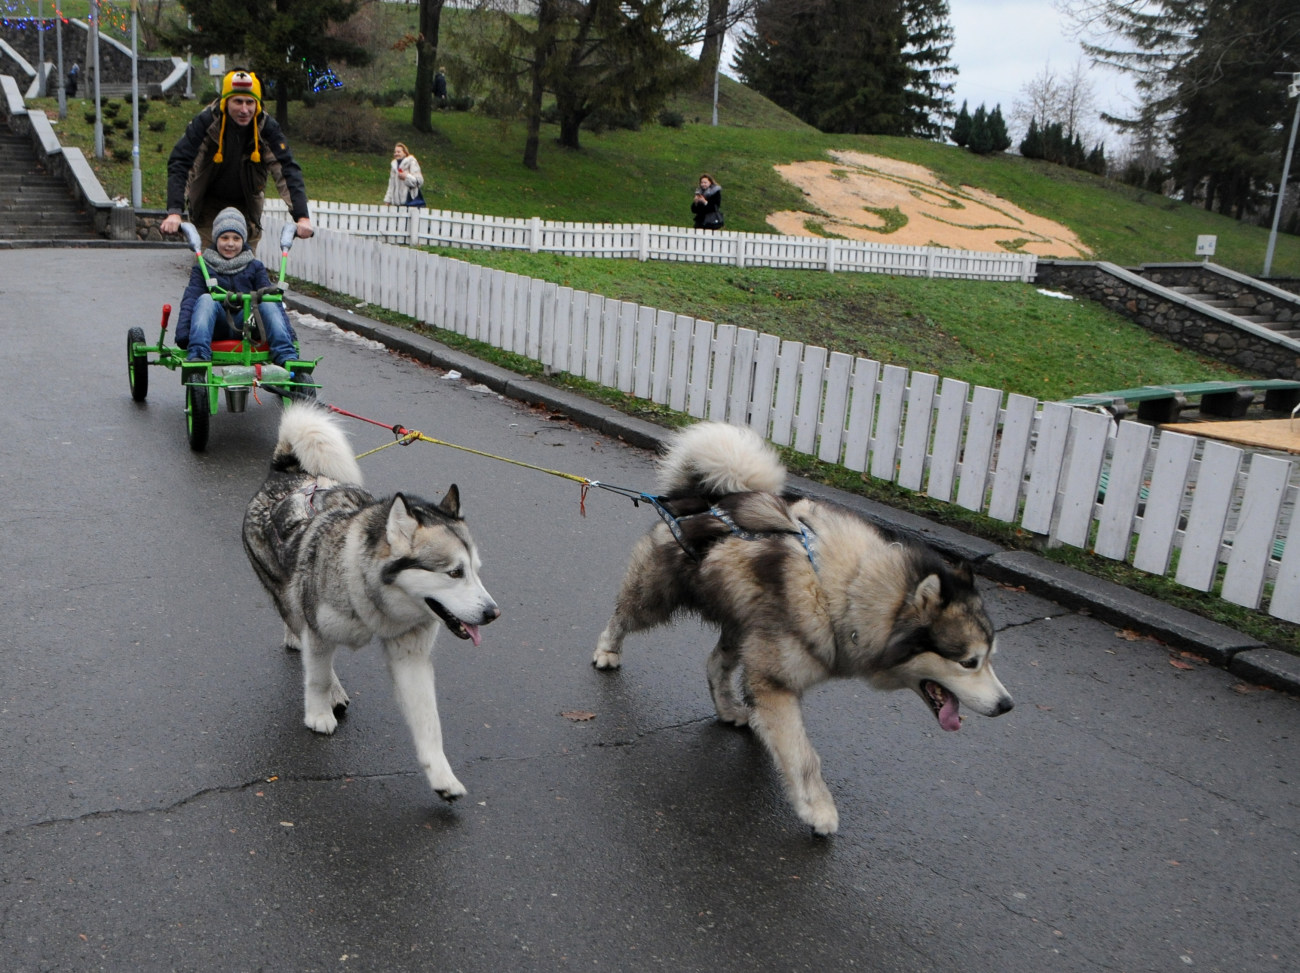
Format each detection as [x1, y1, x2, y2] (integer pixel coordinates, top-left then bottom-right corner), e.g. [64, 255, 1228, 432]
[243, 403, 500, 801]
[592, 421, 1013, 834]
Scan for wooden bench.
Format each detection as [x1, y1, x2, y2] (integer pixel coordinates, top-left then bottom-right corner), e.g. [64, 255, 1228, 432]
[1060, 380, 1300, 423]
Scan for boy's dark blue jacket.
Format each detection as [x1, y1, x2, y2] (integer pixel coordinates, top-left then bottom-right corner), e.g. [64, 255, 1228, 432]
[175, 251, 273, 348]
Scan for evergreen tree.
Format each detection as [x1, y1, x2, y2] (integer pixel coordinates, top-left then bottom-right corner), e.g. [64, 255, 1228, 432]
[1020, 116, 1044, 159]
[900, 0, 958, 140]
[1086, 142, 1107, 175]
[159, 0, 369, 128]
[968, 104, 993, 154]
[951, 99, 971, 146]
[1067, 0, 1296, 217]
[734, 0, 951, 137]
[987, 103, 1010, 151]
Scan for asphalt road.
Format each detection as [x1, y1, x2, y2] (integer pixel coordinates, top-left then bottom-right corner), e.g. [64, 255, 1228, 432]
[2, 248, 1297, 973]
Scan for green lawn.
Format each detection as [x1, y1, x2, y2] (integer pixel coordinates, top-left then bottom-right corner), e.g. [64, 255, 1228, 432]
[427, 249, 1246, 401]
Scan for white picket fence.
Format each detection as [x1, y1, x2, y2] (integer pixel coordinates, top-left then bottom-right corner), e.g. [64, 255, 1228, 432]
[262, 223, 1300, 623]
[264, 199, 1036, 282]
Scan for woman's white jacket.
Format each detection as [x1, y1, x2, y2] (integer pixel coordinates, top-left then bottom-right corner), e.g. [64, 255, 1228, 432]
[384, 155, 424, 205]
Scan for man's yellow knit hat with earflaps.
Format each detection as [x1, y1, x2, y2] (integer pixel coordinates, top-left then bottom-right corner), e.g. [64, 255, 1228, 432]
[213, 69, 263, 164]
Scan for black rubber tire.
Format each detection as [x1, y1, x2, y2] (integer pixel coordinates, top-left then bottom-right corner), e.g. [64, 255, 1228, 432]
[127, 327, 148, 402]
[294, 368, 317, 402]
[186, 383, 210, 451]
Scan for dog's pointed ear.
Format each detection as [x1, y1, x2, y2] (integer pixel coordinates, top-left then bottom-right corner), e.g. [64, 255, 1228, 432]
[386, 493, 419, 545]
[949, 560, 974, 585]
[437, 484, 461, 518]
[909, 573, 944, 623]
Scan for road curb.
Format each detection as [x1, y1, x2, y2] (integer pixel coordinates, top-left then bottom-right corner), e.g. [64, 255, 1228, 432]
[288, 292, 1300, 698]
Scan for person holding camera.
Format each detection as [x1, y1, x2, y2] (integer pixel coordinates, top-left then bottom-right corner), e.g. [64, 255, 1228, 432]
[691, 173, 723, 230]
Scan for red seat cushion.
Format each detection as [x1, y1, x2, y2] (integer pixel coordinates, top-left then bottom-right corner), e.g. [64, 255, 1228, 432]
[211, 340, 270, 353]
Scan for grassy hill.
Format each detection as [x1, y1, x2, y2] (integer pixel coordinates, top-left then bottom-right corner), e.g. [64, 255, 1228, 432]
[30, 77, 1295, 404]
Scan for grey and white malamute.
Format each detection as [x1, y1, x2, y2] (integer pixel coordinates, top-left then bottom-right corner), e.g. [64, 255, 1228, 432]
[593, 421, 1013, 834]
[243, 403, 499, 801]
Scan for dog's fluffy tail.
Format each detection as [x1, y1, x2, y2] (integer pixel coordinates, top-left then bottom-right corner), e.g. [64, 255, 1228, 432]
[273, 403, 364, 487]
[657, 421, 786, 497]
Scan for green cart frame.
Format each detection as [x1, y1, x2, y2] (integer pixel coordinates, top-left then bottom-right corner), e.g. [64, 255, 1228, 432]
[126, 222, 321, 450]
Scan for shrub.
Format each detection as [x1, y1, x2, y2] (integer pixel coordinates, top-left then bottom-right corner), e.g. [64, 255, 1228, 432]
[658, 109, 684, 128]
[83, 111, 97, 125]
[148, 118, 167, 132]
[295, 95, 387, 153]
[448, 95, 474, 112]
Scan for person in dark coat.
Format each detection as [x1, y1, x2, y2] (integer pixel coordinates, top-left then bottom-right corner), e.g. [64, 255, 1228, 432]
[65, 63, 79, 98]
[433, 67, 448, 109]
[159, 69, 314, 248]
[691, 173, 723, 230]
[176, 207, 299, 369]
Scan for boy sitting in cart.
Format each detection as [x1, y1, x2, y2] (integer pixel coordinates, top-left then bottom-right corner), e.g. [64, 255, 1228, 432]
[176, 207, 300, 378]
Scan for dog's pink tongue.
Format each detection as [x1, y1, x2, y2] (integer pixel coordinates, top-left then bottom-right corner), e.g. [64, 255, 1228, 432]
[939, 695, 961, 732]
[465, 624, 482, 647]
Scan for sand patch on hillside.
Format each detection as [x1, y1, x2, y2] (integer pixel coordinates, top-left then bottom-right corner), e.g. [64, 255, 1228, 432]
[767, 150, 1091, 258]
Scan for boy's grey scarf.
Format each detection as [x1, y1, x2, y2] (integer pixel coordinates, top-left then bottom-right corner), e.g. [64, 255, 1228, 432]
[203, 248, 256, 275]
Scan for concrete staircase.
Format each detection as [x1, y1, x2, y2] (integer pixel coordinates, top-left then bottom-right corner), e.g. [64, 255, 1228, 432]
[0, 126, 99, 241]
[1136, 270, 1300, 342]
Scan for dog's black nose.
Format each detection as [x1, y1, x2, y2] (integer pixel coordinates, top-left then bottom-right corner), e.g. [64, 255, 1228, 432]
[994, 696, 1014, 716]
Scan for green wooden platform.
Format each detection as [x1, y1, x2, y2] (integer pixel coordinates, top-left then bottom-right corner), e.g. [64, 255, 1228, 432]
[1060, 380, 1300, 423]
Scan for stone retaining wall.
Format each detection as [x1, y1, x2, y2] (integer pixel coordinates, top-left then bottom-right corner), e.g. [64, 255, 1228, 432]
[1034, 261, 1300, 380]
[1138, 263, 1299, 327]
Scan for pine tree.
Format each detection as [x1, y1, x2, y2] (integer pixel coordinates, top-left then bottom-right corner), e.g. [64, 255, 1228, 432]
[1020, 117, 1044, 159]
[987, 104, 1011, 152]
[968, 104, 993, 154]
[952, 99, 971, 146]
[900, 0, 958, 140]
[735, 0, 945, 137]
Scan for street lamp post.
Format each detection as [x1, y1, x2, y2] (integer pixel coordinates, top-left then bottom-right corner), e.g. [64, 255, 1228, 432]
[1263, 74, 1300, 278]
[91, 0, 103, 158]
[131, 0, 142, 208]
[55, 11, 65, 120]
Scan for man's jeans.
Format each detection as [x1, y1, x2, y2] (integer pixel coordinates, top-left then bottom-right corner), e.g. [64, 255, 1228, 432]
[184, 294, 297, 366]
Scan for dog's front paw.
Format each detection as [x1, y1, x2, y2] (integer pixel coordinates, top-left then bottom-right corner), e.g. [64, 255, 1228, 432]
[427, 769, 466, 802]
[799, 795, 839, 836]
[304, 706, 339, 735]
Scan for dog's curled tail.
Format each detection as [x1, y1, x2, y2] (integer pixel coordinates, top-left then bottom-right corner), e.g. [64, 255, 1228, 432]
[657, 421, 786, 497]
[273, 403, 364, 487]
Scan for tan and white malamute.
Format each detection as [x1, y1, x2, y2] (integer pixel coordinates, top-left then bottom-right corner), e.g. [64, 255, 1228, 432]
[593, 421, 1013, 834]
[243, 403, 500, 802]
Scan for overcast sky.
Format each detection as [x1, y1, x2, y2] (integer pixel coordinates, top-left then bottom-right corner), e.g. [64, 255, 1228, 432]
[946, 0, 1137, 133]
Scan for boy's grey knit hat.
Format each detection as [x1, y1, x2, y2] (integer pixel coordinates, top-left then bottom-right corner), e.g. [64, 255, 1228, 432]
[212, 207, 247, 243]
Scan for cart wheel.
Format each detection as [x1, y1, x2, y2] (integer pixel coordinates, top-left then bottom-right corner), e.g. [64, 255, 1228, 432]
[293, 368, 317, 402]
[127, 327, 148, 402]
[186, 383, 210, 451]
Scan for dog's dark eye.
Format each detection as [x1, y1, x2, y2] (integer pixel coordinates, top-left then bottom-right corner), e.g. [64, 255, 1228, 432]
[960, 658, 979, 670]
[448, 567, 464, 579]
